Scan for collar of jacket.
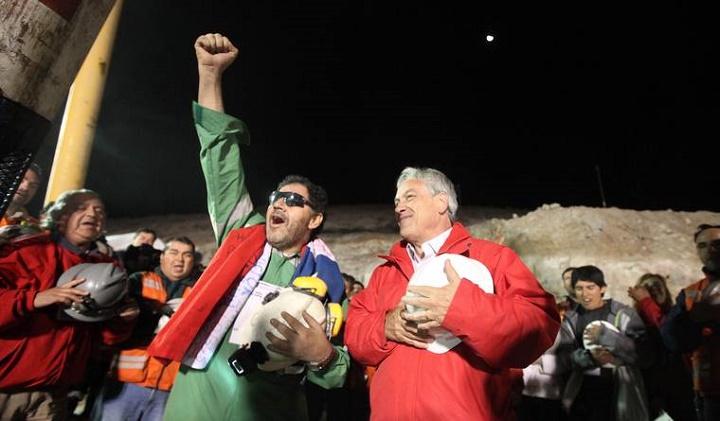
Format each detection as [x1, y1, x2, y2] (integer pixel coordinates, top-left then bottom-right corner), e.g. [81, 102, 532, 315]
[379, 222, 473, 280]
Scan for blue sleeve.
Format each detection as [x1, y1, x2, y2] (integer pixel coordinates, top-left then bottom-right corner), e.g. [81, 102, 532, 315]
[660, 290, 703, 353]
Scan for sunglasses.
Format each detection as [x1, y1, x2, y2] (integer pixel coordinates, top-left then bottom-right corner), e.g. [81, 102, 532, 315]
[269, 190, 314, 209]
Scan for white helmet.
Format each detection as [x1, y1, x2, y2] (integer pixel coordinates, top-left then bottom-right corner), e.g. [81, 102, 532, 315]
[404, 254, 494, 354]
[230, 276, 337, 375]
[57, 262, 128, 322]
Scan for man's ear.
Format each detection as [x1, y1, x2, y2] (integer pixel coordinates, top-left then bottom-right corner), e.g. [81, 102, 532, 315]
[435, 192, 449, 215]
[56, 213, 69, 234]
[308, 212, 324, 230]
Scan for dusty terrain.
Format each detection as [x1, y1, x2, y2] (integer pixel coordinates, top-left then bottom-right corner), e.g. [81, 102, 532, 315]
[105, 204, 720, 306]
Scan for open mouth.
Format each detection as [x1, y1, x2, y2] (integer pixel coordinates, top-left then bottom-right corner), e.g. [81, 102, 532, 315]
[269, 213, 286, 226]
[81, 220, 98, 228]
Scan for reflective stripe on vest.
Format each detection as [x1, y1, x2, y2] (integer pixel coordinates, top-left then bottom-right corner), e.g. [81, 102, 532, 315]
[117, 353, 148, 370]
[143, 277, 162, 291]
[114, 272, 190, 390]
[141, 272, 167, 304]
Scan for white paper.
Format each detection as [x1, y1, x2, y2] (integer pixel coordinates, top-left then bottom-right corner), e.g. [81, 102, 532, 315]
[228, 281, 282, 345]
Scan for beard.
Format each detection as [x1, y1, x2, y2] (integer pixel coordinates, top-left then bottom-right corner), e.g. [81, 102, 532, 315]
[266, 223, 304, 253]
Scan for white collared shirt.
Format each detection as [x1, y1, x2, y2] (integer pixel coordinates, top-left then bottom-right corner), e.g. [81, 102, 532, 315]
[407, 227, 452, 269]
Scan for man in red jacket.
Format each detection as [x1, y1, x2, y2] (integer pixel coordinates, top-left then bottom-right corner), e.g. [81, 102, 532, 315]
[344, 167, 560, 420]
[0, 188, 139, 420]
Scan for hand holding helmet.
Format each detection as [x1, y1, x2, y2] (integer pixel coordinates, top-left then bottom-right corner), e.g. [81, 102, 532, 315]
[229, 276, 342, 375]
[583, 320, 620, 368]
[155, 298, 184, 333]
[34, 276, 91, 310]
[55, 262, 130, 322]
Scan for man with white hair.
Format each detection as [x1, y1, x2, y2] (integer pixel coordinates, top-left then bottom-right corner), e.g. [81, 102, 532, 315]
[344, 166, 560, 420]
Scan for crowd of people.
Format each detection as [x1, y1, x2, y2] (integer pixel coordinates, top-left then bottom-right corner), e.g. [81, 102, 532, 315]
[516, 227, 720, 421]
[1, 31, 719, 421]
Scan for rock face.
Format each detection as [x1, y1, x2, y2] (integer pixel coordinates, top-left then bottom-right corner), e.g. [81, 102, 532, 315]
[469, 204, 720, 305]
[104, 204, 720, 307]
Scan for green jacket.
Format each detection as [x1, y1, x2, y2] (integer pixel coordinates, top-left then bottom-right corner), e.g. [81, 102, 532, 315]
[162, 103, 348, 421]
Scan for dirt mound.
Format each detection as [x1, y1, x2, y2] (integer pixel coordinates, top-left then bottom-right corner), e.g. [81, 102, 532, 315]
[105, 204, 720, 305]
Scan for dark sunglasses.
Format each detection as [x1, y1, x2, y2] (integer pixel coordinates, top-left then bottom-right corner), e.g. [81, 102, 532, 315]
[269, 190, 314, 209]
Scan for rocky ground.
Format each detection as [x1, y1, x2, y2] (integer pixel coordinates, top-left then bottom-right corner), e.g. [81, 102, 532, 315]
[105, 204, 720, 306]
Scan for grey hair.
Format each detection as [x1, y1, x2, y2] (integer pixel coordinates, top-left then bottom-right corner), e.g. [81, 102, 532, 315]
[396, 167, 458, 222]
[41, 189, 101, 233]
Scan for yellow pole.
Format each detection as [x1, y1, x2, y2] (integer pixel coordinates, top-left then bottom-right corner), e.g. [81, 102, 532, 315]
[45, 0, 124, 205]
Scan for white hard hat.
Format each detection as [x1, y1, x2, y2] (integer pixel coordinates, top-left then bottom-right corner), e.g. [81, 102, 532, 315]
[582, 320, 620, 368]
[405, 254, 494, 354]
[233, 278, 330, 373]
[156, 298, 184, 333]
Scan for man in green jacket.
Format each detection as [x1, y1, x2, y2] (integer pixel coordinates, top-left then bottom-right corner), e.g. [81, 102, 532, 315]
[148, 33, 348, 421]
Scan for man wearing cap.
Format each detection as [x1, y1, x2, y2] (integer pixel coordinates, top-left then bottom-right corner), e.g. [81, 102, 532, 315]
[0, 188, 139, 420]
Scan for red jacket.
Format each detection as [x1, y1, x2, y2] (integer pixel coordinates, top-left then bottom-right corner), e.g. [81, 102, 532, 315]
[148, 225, 266, 364]
[0, 233, 134, 391]
[344, 223, 560, 420]
[635, 296, 666, 329]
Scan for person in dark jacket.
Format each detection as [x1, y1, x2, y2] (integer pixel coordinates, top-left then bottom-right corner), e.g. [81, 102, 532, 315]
[662, 223, 720, 421]
[94, 236, 199, 421]
[628, 273, 696, 421]
[117, 227, 162, 274]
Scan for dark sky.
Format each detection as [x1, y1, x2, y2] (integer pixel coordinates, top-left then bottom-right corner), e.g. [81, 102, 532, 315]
[33, 1, 720, 217]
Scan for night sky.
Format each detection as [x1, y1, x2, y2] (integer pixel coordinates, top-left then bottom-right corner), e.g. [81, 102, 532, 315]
[32, 1, 719, 218]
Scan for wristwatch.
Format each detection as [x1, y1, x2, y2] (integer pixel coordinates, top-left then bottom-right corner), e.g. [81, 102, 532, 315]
[307, 346, 338, 372]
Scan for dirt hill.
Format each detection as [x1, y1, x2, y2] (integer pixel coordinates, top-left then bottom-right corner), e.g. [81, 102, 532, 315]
[105, 204, 720, 306]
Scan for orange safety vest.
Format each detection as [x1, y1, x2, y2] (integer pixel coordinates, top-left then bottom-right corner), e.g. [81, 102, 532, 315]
[115, 272, 192, 391]
[0, 212, 39, 228]
[683, 277, 720, 396]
